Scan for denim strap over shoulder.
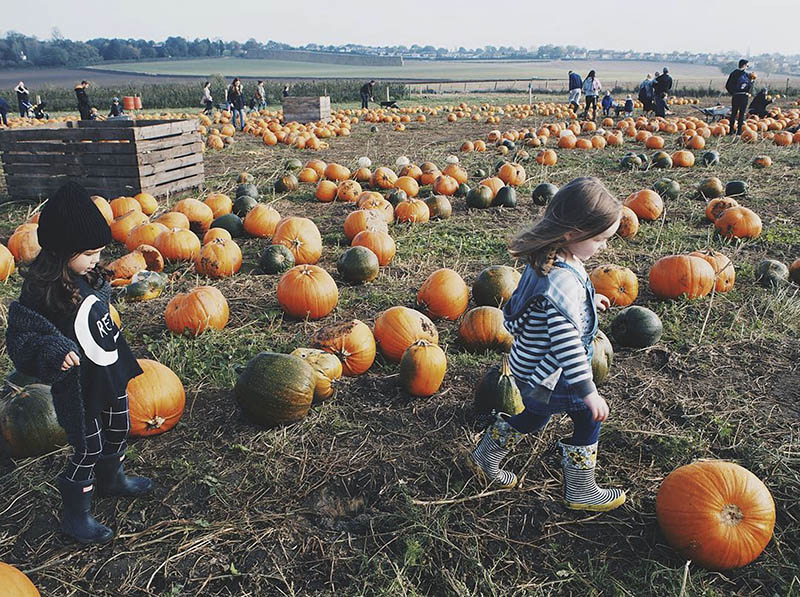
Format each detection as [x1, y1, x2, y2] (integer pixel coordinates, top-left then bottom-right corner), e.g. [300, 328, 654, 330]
[503, 263, 587, 332]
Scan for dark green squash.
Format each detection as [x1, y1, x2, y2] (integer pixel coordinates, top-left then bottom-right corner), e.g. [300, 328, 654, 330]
[336, 246, 380, 284]
[275, 173, 299, 193]
[387, 188, 408, 207]
[285, 158, 303, 172]
[212, 213, 246, 237]
[370, 125, 379, 133]
[454, 182, 470, 198]
[466, 185, 494, 209]
[531, 182, 558, 206]
[652, 151, 673, 169]
[234, 352, 316, 426]
[636, 153, 650, 171]
[424, 194, 453, 220]
[0, 384, 67, 458]
[701, 150, 720, 167]
[492, 186, 517, 208]
[259, 244, 295, 274]
[697, 177, 725, 199]
[755, 259, 789, 288]
[473, 357, 524, 416]
[725, 180, 747, 197]
[235, 182, 259, 199]
[472, 265, 521, 307]
[653, 178, 681, 200]
[611, 306, 663, 348]
[232, 195, 258, 218]
[117, 271, 168, 302]
[473, 168, 487, 179]
[620, 153, 642, 171]
[501, 139, 516, 151]
[591, 330, 614, 385]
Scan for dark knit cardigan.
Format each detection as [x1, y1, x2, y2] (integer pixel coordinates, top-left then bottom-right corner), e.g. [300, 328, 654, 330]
[5, 283, 113, 451]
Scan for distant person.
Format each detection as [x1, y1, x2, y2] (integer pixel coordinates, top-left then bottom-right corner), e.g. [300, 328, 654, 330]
[653, 67, 673, 96]
[202, 81, 213, 115]
[654, 91, 668, 118]
[14, 81, 31, 117]
[568, 70, 582, 112]
[638, 73, 654, 114]
[0, 96, 9, 126]
[89, 107, 99, 121]
[75, 81, 91, 121]
[108, 98, 125, 118]
[601, 91, 614, 117]
[726, 59, 753, 135]
[228, 78, 246, 131]
[254, 80, 266, 111]
[360, 80, 375, 109]
[581, 70, 601, 120]
[748, 88, 772, 118]
[283, 84, 290, 98]
[623, 95, 634, 118]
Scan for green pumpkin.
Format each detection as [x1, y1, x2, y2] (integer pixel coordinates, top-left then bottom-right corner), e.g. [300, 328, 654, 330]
[0, 384, 67, 458]
[591, 330, 614, 385]
[637, 153, 650, 171]
[466, 185, 494, 209]
[701, 150, 720, 166]
[501, 139, 516, 151]
[212, 212, 246, 237]
[755, 259, 789, 288]
[454, 182, 470, 198]
[232, 195, 258, 218]
[259, 244, 295, 274]
[611, 306, 663, 348]
[473, 357, 524, 416]
[285, 158, 303, 172]
[234, 352, 316, 426]
[620, 153, 642, 171]
[473, 168, 487, 179]
[275, 173, 299, 193]
[235, 182, 259, 199]
[370, 125, 379, 133]
[337, 246, 380, 284]
[387, 188, 408, 207]
[492, 186, 517, 208]
[472, 265, 521, 307]
[697, 177, 725, 199]
[653, 178, 681, 200]
[651, 151, 673, 169]
[531, 182, 558, 206]
[424, 194, 453, 220]
[118, 271, 168, 302]
[725, 180, 747, 197]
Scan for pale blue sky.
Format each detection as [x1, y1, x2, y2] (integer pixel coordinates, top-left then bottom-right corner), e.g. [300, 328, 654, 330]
[4, 0, 800, 55]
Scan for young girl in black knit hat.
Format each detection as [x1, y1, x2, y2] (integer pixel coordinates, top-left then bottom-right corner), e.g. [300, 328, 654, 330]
[5, 181, 151, 545]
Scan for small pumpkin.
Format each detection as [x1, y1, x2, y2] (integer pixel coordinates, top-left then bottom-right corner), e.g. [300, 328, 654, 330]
[472, 265, 521, 308]
[752, 154, 772, 168]
[531, 182, 558, 206]
[235, 182, 259, 199]
[232, 194, 258, 218]
[656, 460, 775, 570]
[591, 330, 614, 385]
[117, 270, 168, 302]
[127, 359, 185, 437]
[312, 319, 376, 376]
[155, 211, 190, 230]
[110, 196, 142, 219]
[289, 348, 342, 403]
[272, 217, 323, 265]
[203, 227, 232, 245]
[624, 189, 663, 221]
[697, 177, 725, 199]
[789, 259, 800, 285]
[417, 268, 470, 320]
[165, 285, 229, 335]
[234, 352, 316, 426]
[195, 238, 242, 278]
[755, 259, 789, 289]
[671, 150, 695, 168]
[610, 305, 663, 348]
[458, 306, 513, 352]
[91, 195, 114, 224]
[590, 264, 639, 307]
[352, 230, 396, 266]
[108, 244, 164, 280]
[725, 180, 747, 197]
[705, 197, 739, 223]
[424, 195, 453, 220]
[337, 246, 380, 284]
[126, 222, 168, 252]
[259, 244, 295, 274]
[473, 356, 524, 415]
[110, 210, 149, 244]
[373, 306, 439, 362]
[275, 173, 299, 193]
[653, 177, 680, 200]
[395, 199, 430, 224]
[649, 255, 715, 299]
[617, 206, 639, 239]
[398, 340, 447, 397]
[715, 206, 762, 240]
[689, 249, 735, 293]
[172, 198, 214, 235]
[343, 210, 388, 241]
[466, 185, 494, 209]
[277, 265, 338, 320]
[0, 243, 17, 281]
[0, 383, 66, 458]
[492, 186, 517, 208]
[204, 193, 233, 218]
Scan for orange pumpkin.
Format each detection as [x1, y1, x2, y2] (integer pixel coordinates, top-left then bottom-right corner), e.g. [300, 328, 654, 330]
[497, 163, 526, 186]
[357, 195, 394, 224]
[305, 159, 327, 177]
[243, 204, 281, 238]
[336, 180, 362, 202]
[155, 211, 190, 230]
[155, 227, 201, 262]
[395, 199, 430, 224]
[752, 154, 772, 168]
[165, 285, 229, 335]
[311, 319, 376, 376]
[689, 249, 735, 293]
[297, 167, 320, 184]
[624, 190, 663, 221]
[203, 227, 232, 245]
[648, 255, 715, 299]
[324, 162, 351, 181]
[91, 195, 114, 224]
[125, 222, 168, 252]
[111, 210, 149, 244]
[272, 217, 323, 265]
[7, 223, 41, 264]
[195, 238, 242, 278]
[315, 180, 338, 202]
[0, 243, 16, 281]
[442, 163, 468, 184]
[656, 460, 775, 570]
[343, 210, 388, 241]
[172, 198, 214, 235]
[671, 150, 695, 167]
[110, 196, 142, 219]
[204, 193, 233, 218]
[371, 167, 398, 190]
[127, 359, 185, 437]
[432, 174, 459, 196]
[276, 264, 338, 320]
[478, 177, 505, 199]
[458, 306, 514, 352]
[398, 340, 447, 397]
[714, 206, 762, 240]
[705, 197, 739, 222]
[589, 265, 639, 307]
[617, 206, 639, 239]
[373, 306, 439, 362]
[108, 245, 163, 280]
[352, 230, 396, 266]
[417, 268, 470, 320]
[536, 149, 557, 166]
[133, 192, 158, 215]
[394, 176, 420, 198]
[0, 562, 40, 596]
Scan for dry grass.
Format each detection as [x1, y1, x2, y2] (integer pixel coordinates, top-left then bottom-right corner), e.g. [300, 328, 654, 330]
[1, 94, 799, 596]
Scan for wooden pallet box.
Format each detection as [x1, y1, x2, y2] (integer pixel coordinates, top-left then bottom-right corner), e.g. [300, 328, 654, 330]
[0, 119, 204, 200]
[282, 96, 331, 124]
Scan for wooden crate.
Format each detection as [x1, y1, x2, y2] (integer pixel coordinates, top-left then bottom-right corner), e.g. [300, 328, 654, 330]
[282, 96, 331, 124]
[0, 119, 204, 200]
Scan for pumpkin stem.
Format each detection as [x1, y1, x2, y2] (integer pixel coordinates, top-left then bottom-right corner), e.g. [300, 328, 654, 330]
[500, 356, 512, 377]
[719, 504, 744, 526]
[146, 415, 165, 430]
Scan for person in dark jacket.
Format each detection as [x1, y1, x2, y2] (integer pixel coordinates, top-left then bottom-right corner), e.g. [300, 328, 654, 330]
[654, 91, 668, 118]
[360, 80, 375, 109]
[283, 84, 290, 98]
[638, 74, 655, 114]
[601, 91, 614, 117]
[14, 81, 31, 117]
[568, 70, 583, 112]
[75, 80, 91, 120]
[726, 59, 753, 135]
[108, 97, 125, 118]
[228, 78, 246, 130]
[0, 96, 9, 126]
[5, 182, 152, 545]
[653, 68, 673, 96]
[748, 88, 772, 118]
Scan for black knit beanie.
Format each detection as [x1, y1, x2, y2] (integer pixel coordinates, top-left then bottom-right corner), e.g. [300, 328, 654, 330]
[37, 181, 112, 254]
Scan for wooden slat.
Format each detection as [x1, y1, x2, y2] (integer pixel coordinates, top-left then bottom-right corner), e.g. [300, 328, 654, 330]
[0, 127, 136, 143]
[0, 141, 135, 154]
[139, 153, 203, 176]
[133, 120, 197, 141]
[1, 151, 140, 167]
[137, 141, 203, 166]
[135, 131, 201, 153]
[139, 163, 204, 187]
[145, 173, 205, 197]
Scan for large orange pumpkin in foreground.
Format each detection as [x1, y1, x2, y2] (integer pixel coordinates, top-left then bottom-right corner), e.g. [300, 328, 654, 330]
[165, 286, 229, 335]
[656, 460, 775, 570]
[276, 264, 338, 320]
[127, 359, 185, 437]
[714, 206, 762, 240]
[649, 255, 715, 299]
[272, 217, 323, 265]
[0, 562, 40, 596]
[373, 306, 439, 362]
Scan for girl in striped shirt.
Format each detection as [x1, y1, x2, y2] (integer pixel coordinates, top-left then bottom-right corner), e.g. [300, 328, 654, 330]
[468, 177, 626, 512]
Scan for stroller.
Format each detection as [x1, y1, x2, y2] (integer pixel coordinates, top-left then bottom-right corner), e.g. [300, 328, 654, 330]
[30, 100, 49, 120]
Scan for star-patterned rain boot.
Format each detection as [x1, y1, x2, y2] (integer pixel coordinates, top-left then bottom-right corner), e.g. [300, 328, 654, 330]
[468, 414, 522, 489]
[559, 441, 625, 512]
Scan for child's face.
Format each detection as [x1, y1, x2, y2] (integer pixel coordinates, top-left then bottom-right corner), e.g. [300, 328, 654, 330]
[564, 217, 621, 262]
[68, 247, 104, 275]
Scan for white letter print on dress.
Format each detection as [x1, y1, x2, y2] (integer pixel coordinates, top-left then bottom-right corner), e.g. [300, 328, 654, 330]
[74, 295, 119, 366]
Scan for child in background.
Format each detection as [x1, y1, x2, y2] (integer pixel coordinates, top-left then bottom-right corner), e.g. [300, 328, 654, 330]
[6, 182, 152, 545]
[624, 95, 634, 117]
[601, 91, 614, 117]
[467, 177, 626, 512]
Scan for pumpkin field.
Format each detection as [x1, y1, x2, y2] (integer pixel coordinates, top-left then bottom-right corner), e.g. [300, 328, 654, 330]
[0, 93, 799, 595]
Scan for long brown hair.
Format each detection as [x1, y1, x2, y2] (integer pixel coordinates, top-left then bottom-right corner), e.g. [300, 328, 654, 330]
[21, 249, 111, 319]
[509, 177, 621, 275]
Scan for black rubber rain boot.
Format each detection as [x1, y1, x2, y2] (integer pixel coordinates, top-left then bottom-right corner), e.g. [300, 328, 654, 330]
[57, 475, 114, 545]
[94, 452, 153, 497]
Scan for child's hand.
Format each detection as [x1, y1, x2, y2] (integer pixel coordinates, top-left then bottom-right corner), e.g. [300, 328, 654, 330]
[583, 392, 610, 422]
[61, 351, 80, 371]
[594, 293, 611, 312]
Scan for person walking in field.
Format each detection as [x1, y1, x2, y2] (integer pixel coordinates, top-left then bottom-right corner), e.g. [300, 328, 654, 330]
[0, 96, 9, 126]
[202, 81, 213, 115]
[638, 73, 654, 114]
[228, 78, 246, 131]
[601, 91, 614, 117]
[654, 91, 668, 118]
[567, 70, 582, 113]
[581, 70, 601, 120]
[75, 80, 91, 121]
[254, 80, 266, 111]
[726, 59, 753, 135]
[466, 177, 626, 513]
[14, 81, 31, 117]
[283, 84, 290, 98]
[5, 181, 153, 545]
[360, 80, 375, 109]
[653, 67, 672, 97]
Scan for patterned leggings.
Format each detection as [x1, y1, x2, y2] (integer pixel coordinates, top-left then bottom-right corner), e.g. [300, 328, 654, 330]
[63, 393, 130, 482]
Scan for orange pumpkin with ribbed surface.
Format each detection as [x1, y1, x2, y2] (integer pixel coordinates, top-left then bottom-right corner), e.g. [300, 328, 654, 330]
[155, 227, 201, 262]
[243, 204, 281, 238]
[111, 210, 149, 244]
[127, 359, 185, 437]
[126, 222, 168, 252]
[351, 230, 396, 266]
[589, 265, 639, 307]
[312, 319, 376, 376]
[395, 199, 430, 224]
[399, 340, 447, 397]
[689, 249, 735, 292]
[195, 238, 242, 278]
[373, 306, 439, 362]
[648, 255, 715, 299]
[165, 285, 229, 335]
[417, 268, 470, 320]
[624, 189, 663, 221]
[276, 264, 338, 320]
[343, 210, 388, 241]
[458, 306, 513, 352]
[272, 217, 323, 264]
[714, 206, 762, 239]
